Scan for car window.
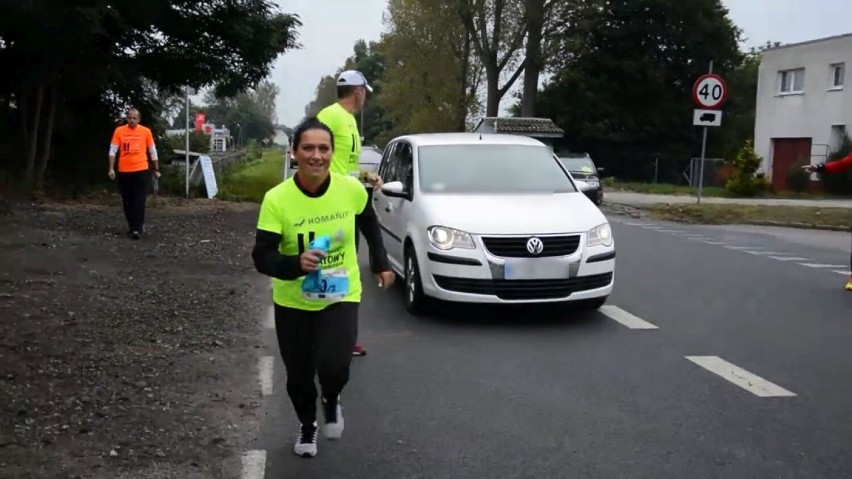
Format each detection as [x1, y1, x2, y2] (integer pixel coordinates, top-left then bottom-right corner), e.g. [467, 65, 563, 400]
[378, 143, 399, 181]
[397, 142, 414, 192]
[417, 144, 578, 194]
[558, 157, 596, 174]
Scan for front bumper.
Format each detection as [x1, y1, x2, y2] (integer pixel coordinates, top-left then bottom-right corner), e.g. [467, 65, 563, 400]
[419, 234, 615, 304]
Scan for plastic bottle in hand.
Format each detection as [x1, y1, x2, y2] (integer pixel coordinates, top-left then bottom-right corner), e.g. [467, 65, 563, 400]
[301, 235, 330, 293]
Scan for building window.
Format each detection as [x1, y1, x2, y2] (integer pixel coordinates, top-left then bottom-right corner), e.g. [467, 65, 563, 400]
[779, 68, 805, 94]
[831, 63, 845, 88]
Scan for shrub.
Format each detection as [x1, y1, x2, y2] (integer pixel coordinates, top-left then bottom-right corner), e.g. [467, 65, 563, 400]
[164, 130, 211, 154]
[725, 139, 769, 197]
[786, 161, 811, 193]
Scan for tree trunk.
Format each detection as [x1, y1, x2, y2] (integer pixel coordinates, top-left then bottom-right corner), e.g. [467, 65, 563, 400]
[485, 67, 501, 117]
[458, 24, 472, 130]
[22, 85, 44, 192]
[521, 0, 545, 117]
[35, 87, 58, 190]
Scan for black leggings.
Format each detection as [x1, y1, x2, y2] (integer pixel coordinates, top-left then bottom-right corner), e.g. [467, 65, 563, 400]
[274, 302, 359, 425]
[117, 170, 149, 232]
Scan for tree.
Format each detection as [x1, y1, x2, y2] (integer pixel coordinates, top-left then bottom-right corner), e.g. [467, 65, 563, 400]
[0, 0, 301, 194]
[460, 0, 528, 116]
[381, 0, 483, 140]
[536, 0, 742, 181]
[304, 75, 339, 118]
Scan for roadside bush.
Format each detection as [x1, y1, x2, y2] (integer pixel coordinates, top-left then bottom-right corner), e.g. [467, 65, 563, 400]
[245, 139, 263, 160]
[787, 159, 811, 194]
[725, 139, 769, 197]
[820, 134, 852, 195]
[165, 130, 211, 154]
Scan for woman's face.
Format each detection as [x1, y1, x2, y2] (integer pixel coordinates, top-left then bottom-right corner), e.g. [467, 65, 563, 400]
[295, 128, 333, 181]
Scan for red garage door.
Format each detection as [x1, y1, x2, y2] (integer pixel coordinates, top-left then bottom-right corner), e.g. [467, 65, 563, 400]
[772, 138, 812, 191]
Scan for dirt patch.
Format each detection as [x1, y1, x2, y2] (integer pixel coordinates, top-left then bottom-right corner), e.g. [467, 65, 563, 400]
[0, 195, 268, 479]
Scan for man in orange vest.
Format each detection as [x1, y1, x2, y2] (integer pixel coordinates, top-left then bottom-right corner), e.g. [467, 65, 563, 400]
[108, 108, 161, 240]
[803, 152, 852, 291]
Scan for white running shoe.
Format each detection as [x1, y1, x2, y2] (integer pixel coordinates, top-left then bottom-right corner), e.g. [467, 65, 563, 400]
[293, 422, 318, 458]
[322, 397, 344, 440]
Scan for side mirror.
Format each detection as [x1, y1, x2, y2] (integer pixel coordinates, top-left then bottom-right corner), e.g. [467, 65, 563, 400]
[381, 180, 407, 198]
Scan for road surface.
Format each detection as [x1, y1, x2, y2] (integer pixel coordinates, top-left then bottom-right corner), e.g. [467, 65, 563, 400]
[244, 217, 852, 478]
[607, 191, 852, 209]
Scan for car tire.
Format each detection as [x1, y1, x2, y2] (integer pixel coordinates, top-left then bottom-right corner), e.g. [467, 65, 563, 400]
[404, 245, 427, 314]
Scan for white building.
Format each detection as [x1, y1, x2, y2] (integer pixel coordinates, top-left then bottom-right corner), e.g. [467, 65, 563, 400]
[754, 33, 849, 190]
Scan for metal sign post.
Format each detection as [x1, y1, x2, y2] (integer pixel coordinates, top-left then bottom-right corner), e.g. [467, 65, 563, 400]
[184, 85, 191, 198]
[691, 63, 727, 204]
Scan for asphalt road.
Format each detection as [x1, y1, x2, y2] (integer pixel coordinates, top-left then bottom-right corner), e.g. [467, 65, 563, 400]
[248, 216, 852, 479]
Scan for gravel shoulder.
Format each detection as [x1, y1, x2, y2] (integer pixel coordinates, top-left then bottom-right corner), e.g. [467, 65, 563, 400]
[0, 195, 267, 479]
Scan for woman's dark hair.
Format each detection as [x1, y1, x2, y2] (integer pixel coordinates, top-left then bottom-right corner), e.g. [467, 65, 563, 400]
[292, 117, 334, 152]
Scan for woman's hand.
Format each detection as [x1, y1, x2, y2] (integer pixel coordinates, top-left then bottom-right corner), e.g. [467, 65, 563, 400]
[300, 249, 326, 272]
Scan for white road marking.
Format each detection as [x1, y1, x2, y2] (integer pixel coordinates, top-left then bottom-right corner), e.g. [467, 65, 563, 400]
[655, 229, 684, 233]
[685, 356, 796, 398]
[625, 222, 644, 226]
[599, 305, 658, 330]
[259, 356, 274, 396]
[724, 246, 758, 251]
[799, 263, 849, 269]
[703, 240, 725, 245]
[241, 450, 267, 479]
[769, 256, 811, 261]
[743, 251, 785, 256]
[264, 305, 275, 329]
[832, 270, 852, 276]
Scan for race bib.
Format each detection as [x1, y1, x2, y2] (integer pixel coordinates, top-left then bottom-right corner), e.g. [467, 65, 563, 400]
[302, 267, 350, 301]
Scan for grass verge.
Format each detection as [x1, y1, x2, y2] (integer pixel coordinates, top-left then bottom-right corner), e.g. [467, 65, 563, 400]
[647, 203, 852, 231]
[607, 180, 729, 197]
[217, 149, 284, 203]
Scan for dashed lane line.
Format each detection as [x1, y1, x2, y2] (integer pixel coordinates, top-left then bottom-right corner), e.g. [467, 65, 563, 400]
[241, 450, 267, 479]
[769, 256, 811, 262]
[832, 270, 852, 276]
[264, 305, 275, 329]
[798, 263, 849, 269]
[600, 305, 659, 330]
[685, 355, 797, 398]
[259, 356, 274, 397]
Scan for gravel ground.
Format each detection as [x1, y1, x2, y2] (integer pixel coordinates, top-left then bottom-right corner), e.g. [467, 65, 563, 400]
[0, 194, 268, 479]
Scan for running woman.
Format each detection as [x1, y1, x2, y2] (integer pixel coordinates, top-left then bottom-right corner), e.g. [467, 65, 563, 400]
[251, 117, 395, 458]
[317, 69, 383, 356]
[802, 152, 852, 291]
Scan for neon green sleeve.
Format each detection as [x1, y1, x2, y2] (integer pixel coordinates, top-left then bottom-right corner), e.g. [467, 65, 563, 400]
[257, 190, 284, 234]
[350, 176, 368, 213]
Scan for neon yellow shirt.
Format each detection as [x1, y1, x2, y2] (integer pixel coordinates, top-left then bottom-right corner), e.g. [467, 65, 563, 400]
[256, 173, 368, 310]
[317, 102, 361, 175]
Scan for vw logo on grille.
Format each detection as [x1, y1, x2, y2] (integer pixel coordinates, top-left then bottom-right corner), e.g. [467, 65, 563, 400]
[526, 237, 544, 255]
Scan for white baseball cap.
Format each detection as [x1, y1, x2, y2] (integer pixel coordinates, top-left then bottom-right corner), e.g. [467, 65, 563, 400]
[337, 70, 373, 93]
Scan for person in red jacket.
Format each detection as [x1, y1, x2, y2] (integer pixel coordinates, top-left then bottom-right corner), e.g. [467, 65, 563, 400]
[803, 152, 852, 291]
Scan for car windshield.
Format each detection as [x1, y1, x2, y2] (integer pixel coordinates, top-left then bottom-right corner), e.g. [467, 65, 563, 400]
[558, 157, 596, 174]
[417, 144, 577, 194]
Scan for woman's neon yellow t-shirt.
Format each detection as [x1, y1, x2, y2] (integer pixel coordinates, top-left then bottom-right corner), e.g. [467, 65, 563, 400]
[256, 173, 368, 311]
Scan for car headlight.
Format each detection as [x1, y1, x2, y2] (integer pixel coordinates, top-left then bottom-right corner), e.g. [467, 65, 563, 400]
[587, 223, 613, 247]
[585, 181, 600, 188]
[427, 226, 475, 250]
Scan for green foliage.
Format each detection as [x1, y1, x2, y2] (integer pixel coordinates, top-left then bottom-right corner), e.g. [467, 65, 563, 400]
[820, 134, 852, 195]
[165, 131, 211, 154]
[786, 158, 811, 194]
[725, 140, 770, 196]
[536, 0, 744, 181]
[0, 0, 301, 194]
[217, 149, 284, 202]
[244, 140, 264, 161]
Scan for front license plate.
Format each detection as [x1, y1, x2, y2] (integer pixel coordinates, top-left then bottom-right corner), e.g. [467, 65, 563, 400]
[504, 258, 572, 280]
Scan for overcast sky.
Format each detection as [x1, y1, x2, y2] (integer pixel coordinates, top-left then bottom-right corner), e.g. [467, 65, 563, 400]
[267, 0, 852, 127]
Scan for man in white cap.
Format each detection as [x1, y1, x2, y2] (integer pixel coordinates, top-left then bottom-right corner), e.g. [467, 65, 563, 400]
[317, 70, 383, 357]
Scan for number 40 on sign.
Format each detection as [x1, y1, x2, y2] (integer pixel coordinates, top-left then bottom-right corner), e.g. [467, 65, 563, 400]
[692, 73, 727, 127]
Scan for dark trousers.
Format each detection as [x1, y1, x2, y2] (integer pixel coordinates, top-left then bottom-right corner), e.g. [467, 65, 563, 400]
[117, 170, 149, 232]
[274, 302, 359, 425]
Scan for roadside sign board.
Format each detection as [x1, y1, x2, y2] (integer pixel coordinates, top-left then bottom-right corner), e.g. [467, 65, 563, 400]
[693, 109, 722, 127]
[692, 74, 727, 109]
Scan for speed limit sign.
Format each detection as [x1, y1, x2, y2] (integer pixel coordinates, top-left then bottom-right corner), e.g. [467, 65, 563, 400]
[692, 74, 727, 109]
